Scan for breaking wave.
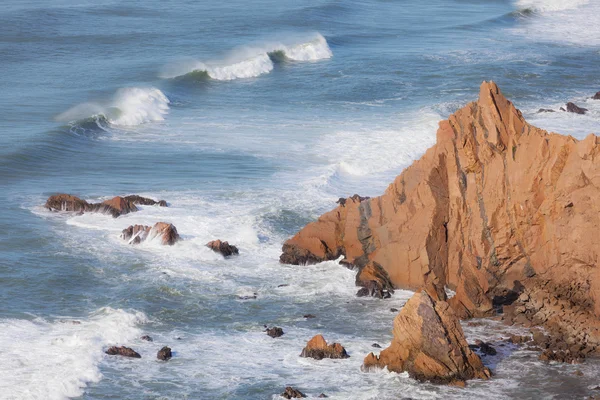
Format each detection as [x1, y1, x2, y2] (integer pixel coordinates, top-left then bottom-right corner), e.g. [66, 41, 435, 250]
[57, 87, 170, 128]
[161, 33, 332, 81]
[515, 0, 590, 12]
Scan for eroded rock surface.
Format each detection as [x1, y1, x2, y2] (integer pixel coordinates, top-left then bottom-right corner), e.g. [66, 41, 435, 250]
[300, 334, 349, 360]
[45, 194, 167, 218]
[157, 346, 172, 361]
[363, 290, 490, 385]
[121, 222, 180, 245]
[280, 81, 600, 356]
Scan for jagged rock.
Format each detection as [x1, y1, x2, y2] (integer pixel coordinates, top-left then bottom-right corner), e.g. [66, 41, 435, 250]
[363, 291, 490, 385]
[281, 387, 305, 399]
[508, 335, 529, 344]
[206, 240, 239, 257]
[44, 194, 146, 218]
[124, 195, 168, 207]
[280, 81, 600, 357]
[471, 340, 497, 356]
[44, 194, 91, 213]
[593, 91, 600, 100]
[105, 346, 141, 358]
[355, 262, 394, 298]
[141, 335, 153, 342]
[121, 222, 180, 245]
[538, 108, 555, 113]
[300, 335, 349, 360]
[372, 343, 381, 348]
[157, 346, 172, 361]
[266, 327, 284, 338]
[566, 102, 588, 114]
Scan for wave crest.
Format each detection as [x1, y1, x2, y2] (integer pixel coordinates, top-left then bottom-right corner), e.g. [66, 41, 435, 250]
[515, 0, 590, 12]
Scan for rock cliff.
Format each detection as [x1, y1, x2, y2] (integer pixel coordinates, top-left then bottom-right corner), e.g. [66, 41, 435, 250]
[280, 81, 600, 355]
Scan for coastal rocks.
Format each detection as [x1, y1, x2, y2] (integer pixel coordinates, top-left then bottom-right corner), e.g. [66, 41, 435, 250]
[593, 91, 600, 100]
[45, 194, 167, 218]
[363, 291, 490, 385]
[141, 335, 153, 342]
[470, 340, 497, 356]
[121, 222, 180, 245]
[565, 102, 588, 114]
[207, 240, 239, 257]
[300, 335, 349, 360]
[157, 346, 172, 361]
[266, 327, 284, 338]
[281, 387, 305, 399]
[280, 81, 600, 355]
[124, 195, 167, 207]
[355, 261, 394, 298]
[105, 346, 141, 358]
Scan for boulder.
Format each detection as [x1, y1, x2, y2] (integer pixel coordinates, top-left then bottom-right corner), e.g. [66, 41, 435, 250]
[121, 222, 180, 245]
[157, 346, 172, 361]
[44, 194, 90, 213]
[565, 102, 588, 114]
[363, 291, 490, 385]
[592, 91, 600, 100]
[206, 240, 239, 257]
[266, 327, 284, 338]
[44, 194, 144, 218]
[124, 195, 168, 207]
[280, 81, 600, 356]
[281, 387, 305, 399]
[105, 346, 141, 358]
[355, 262, 394, 298]
[141, 335, 153, 342]
[300, 335, 349, 360]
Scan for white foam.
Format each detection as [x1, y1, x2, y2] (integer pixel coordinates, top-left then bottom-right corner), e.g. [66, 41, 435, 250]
[0, 308, 147, 400]
[57, 87, 170, 127]
[160, 33, 332, 81]
[515, 0, 589, 12]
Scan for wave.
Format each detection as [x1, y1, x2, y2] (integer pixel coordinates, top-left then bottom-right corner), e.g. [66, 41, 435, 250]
[0, 308, 147, 400]
[57, 87, 170, 128]
[161, 33, 332, 81]
[515, 0, 590, 12]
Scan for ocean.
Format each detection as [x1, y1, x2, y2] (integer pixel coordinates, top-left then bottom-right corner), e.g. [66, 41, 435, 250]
[1, 0, 599, 398]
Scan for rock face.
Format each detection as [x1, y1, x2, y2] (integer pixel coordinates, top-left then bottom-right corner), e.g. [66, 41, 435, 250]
[363, 291, 491, 385]
[300, 335, 349, 360]
[45, 194, 167, 218]
[206, 240, 239, 256]
[121, 222, 180, 245]
[355, 261, 394, 298]
[565, 102, 588, 114]
[157, 346, 172, 361]
[105, 346, 141, 358]
[281, 81, 600, 356]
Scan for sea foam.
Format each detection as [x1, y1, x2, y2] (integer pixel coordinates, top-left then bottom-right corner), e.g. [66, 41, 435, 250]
[161, 33, 332, 81]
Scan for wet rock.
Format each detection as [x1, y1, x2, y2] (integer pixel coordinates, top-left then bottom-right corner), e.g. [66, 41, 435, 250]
[538, 349, 583, 364]
[574, 369, 584, 376]
[593, 91, 600, 100]
[281, 387, 305, 398]
[363, 290, 490, 385]
[93, 196, 138, 218]
[508, 335, 529, 344]
[339, 258, 354, 269]
[300, 334, 349, 360]
[356, 262, 394, 299]
[157, 346, 172, 361]
[473, 340, 497, 356]
[565, 102, 588, 114]
[105, 346, 141, 358]
[372, 343, 381, 348]
[206, 240, 239, 257]
[390, 308, 398, 313]
[266, 327, 284, 338]
[45, 194, 91, 213]
[44, 194, 143, 218]
[277, 284, 289, 288]
[537, 108, 555, 113]
[124, 195, 167, 207]
[303, 314, 316, 319]
[141, 335, 153, 342]
[318, 394, 328, 398]
[121, 222, 180, 245]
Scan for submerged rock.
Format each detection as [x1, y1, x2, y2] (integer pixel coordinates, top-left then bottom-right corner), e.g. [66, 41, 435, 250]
[206, 240, 239, 257]
[45, 194, 167, 218]
[300, 334, 349, 360]
[281, 387, 305, 399]
[157, 346, 172, 361]
[280, 81, 600, 357]
[363, 290, 490, 385]
[105, 346, 141, 358]
[141, 335, 153, 342]
[121, 222, 180, 245]
[565, 102, 588, 114]
[266, 327, 284, 338]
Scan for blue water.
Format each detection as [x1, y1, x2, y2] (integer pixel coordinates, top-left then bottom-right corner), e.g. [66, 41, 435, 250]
[1, 0, 599, 399]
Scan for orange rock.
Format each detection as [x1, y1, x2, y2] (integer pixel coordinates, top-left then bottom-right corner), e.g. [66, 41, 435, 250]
[44, 194, 90, 213]
[121, 222, 180, 245]
[363, 291, 490, 385]
[281, 81, 600, 354]
[300, 334, 349, 360]
[44, 193, 162, 218]
[206, 240, 239, 257]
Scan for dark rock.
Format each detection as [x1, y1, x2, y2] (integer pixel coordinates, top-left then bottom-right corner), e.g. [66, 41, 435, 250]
[237, 293, 257, 300]
[300, 335, 349, 360]
[508, 334, 529, 344]
[573, 369, 584, 376]
[565, 102, 588, 115]
[473, 340, 497, 356]
[266, 327, 284, 338]
[390, 308, 399, 312]
[592, 91, 600, 100]
[537, 108, 555, 113]
[206, 240, 239, 257]
[303, 314, 316, 319]
[339, 258, 353, 269]
[105, 346, 141, 358]
[123, 195, 167, 207]
[539, 349, 583, 364]
[157, 346, 172, 361]
[318, 395, 328, 398]
[281, 387, 305, 399]
[277, 284, 289, 287]
[372, 343, 382, 348]
[141, 335, 153, 342]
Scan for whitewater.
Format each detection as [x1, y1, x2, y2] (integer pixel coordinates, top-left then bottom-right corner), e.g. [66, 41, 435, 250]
[1, 0, 599, 399]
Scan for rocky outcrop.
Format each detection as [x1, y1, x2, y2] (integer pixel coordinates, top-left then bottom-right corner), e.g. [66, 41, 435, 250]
[124, 195, 167, 207]
[45, 194, 167, 218]
[565, 102, 588, 115]
[281, 387, 305, 399]
[105, 346, 141, 358]
[157, 346, 172, 361]
[355, 261, 394, 298]
[266, 327, 284, 338]
[121, 222, 180, 245]
[363, 290, 491, 385]
[300, 335, 349, 360]
[593, 91, 600, 100]
[206, 240, 239, 257]
[281, 81, 600, 357]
